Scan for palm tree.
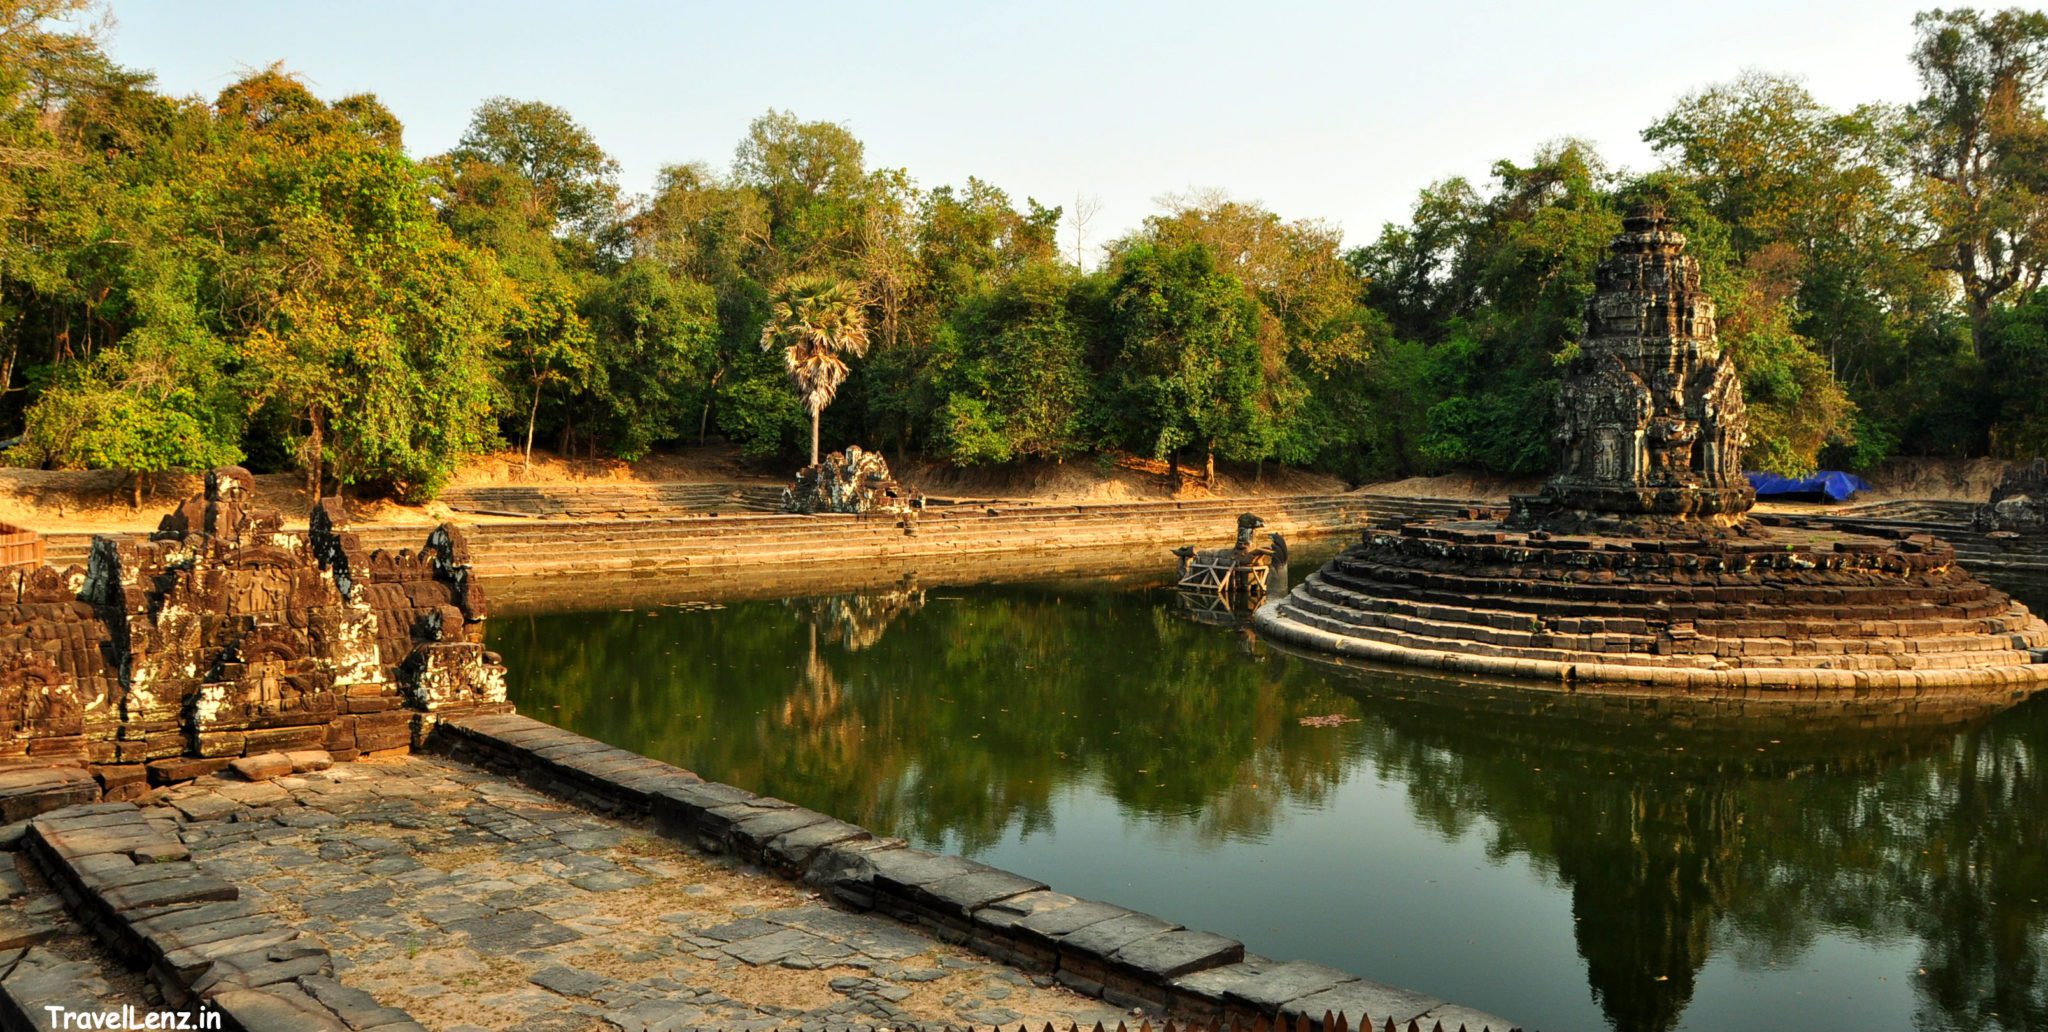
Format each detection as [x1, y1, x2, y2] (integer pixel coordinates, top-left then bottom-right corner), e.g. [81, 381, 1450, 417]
[761, 273, 870, 465]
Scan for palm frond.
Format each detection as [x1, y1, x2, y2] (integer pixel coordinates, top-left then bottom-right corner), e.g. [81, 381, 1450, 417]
[761, 273, 870, 414]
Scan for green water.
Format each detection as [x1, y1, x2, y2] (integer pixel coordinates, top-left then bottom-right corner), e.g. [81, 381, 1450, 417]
[490, 569, 2048, 1032]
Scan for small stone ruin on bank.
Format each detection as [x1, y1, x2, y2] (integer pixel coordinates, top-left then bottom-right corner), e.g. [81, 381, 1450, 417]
[1258, 211, 2048, 692]
[1173, 512, 1289, 598]
[1974, 458, 2048, 534]
[781, 445, 920, 515]
[0, 466, 509, 798]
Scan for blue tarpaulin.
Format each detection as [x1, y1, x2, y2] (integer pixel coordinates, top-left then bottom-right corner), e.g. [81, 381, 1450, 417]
[1746, 470, 1869, 503]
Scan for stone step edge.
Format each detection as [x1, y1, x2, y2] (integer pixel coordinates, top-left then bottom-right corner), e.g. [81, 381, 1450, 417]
[34, 505, 1372, 571]
[1255, 598, 2048, 692]
[1279, 591, 2040, 673]
[20, 802, 426, 1032]
[426, 713, 1519, 1032]
[1292, 578, 2043, 663]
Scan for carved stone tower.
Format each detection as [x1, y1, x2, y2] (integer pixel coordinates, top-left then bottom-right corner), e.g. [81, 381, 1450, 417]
[1510, 210, 1753, 530]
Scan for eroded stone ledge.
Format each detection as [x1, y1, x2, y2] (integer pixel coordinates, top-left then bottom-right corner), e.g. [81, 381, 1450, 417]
[430, 713, 1519, 1031]
[23, 801, 423, 1031]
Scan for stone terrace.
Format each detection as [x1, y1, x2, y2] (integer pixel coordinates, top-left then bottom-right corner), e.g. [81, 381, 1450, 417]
[0, 722, 1519, 1031]
[35, 494, 1374, 577]
[154, 755, 1131, 1031]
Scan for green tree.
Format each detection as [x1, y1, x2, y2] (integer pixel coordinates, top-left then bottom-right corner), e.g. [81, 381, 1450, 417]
[760, 273, 869, 465]
[731, 109, 874, 277]
[1136, 192, 1373, 471]
[1905, 7, 2048, 360]
[926, 260, 1087, 464]
[1646, 72, 1937, 397]
[1104, 241, 1264, 483]
[7, 337, 242, 504]
[1988, 286, 2048, 456]
[580, 259, 718, 460]
[436, 101, 628, 468]
[218, 74, 506, 500]
[449, 97, 620, 240]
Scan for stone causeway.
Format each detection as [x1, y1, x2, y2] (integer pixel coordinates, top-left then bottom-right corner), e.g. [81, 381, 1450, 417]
[0, 715, 1519, 1032]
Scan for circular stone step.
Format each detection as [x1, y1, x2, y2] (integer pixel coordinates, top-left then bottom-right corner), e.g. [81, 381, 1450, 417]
[1257, 519, 2048, 693]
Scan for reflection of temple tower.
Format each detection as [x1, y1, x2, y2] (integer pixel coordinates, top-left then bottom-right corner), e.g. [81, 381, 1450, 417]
[1564, 784, 1739, 1032]
[1278, 647, 2020, 1032]
[1512, 210, 1754, 528]
[790, 579, 927, 652]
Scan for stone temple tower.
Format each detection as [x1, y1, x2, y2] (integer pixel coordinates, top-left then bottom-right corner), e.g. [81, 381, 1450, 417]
[1510, 210, 1754, 530]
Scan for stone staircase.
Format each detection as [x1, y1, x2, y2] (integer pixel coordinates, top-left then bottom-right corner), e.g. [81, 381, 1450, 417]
[438, 481, 787, 518]
[37, 493, 1378, 580]
[1258, 514, 2048, 689]
[432, 494, 1374, 579]
[1811, 501, 2048, 576]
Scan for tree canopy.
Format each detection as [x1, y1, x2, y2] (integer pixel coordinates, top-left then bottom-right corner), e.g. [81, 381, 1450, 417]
[4, 3, 2048, 500]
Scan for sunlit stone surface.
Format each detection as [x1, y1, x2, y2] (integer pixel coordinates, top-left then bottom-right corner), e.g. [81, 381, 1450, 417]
[1257, 213, 2048, 691]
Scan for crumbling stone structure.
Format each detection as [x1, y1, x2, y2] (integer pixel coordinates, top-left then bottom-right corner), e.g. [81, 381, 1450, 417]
[0, 467, 508, 794]
[1172, 512, 1289, 599]
[782, 445, 919, 515]
[1256, 213, 2048, 692]
[0, 565, 109, 764]
[1511, 211, 1753, 533]
[1972, 458, 2048, 533]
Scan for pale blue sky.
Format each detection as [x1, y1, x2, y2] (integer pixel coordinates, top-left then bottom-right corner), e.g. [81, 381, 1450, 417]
[100, 1, 1929, 256]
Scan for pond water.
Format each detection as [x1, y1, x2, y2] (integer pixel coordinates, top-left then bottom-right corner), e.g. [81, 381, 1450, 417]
[489, 561, 2048, 1032]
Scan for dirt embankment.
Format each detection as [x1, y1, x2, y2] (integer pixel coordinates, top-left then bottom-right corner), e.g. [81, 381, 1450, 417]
[1352, 457, 2024, 505]
[1854, 457, 2015, 502]
[0, 446, 775, 534]
[0, 446, 1351, 535]
[4, 447, 2013, 538]
[899, 453, 1348, 502]
[1355, 472, 1543, 503]
[0, 468, 433, 535]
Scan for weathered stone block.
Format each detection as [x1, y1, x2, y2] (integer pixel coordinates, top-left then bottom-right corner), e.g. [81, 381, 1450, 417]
[147, 757, 230, 786]
[227, 754, 292, 782]
[206, 985, 349, 1032]
[1282, 979, 1443, 1027]
[903, 867, 1047, 920]
[243, 725, 329, 755]
[283, 750, 332, 773]
[0, 766, 99, 822]
[1220, 959, 1358, 1011]
[761, 817, 870, 874]
[1108, 927, 1244, 981]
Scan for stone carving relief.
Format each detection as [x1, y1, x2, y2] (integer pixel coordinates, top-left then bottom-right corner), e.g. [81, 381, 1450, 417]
[1511, 211, 1754, 529]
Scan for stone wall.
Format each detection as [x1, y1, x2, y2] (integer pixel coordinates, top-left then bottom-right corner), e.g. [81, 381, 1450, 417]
[0, 467, 508, 796]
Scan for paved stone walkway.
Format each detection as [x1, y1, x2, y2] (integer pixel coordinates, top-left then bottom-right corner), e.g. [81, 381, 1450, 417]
[163, 755, 1128, 1031]
[0, 855, 157, 1020]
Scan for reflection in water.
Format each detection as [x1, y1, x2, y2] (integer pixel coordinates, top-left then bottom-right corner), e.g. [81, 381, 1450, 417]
[491, 577, 2048, 1032]
[788, 577, 927, 652]
[1291, 655, 2027, 1032]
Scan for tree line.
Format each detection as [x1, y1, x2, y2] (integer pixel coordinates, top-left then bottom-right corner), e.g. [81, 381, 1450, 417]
[3, 1, 2047, 501]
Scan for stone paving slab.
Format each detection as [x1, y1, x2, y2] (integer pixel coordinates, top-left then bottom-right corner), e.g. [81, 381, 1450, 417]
[163, 755, 1131, 1031]
[0, 851, 165, 1028]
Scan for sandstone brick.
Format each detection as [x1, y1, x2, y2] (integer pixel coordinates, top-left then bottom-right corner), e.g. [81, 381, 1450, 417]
[228, 753, 292, 782]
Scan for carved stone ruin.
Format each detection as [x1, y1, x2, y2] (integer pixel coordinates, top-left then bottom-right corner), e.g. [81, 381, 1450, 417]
[0, 466, 509, 795]
[1973, 458, 2048, 533]
[1255, 212, 2048, 690]
[782, 445, 919, 515]
[1173, 512, 1289, 598]
[1509, 211, 1753, 534]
